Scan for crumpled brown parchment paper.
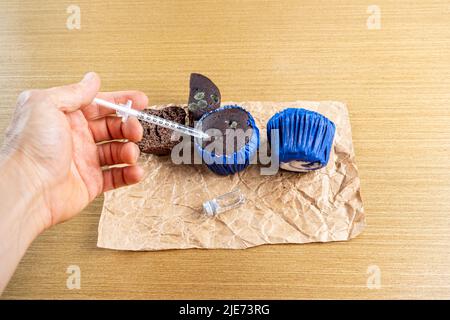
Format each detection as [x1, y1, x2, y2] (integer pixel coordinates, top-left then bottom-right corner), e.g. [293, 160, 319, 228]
[97, 101, 365, 251]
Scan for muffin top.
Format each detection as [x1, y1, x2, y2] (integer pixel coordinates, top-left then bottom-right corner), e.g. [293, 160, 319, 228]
[199, 107, 253, 156]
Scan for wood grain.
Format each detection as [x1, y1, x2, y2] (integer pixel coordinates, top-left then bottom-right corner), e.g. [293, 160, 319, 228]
[1, 0, 450, 299]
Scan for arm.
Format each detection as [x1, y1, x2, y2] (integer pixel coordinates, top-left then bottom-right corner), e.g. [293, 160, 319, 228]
[0, 155, 47, 292]
[0, 72, 147, 293]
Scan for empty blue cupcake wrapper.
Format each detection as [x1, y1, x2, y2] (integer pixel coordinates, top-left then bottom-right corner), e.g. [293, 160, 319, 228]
[195, 105, 260, 176]
[266, 108, 336, 171]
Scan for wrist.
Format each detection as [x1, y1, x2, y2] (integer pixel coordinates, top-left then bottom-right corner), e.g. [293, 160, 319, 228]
[0, 151, 48, 240]
[0, 151, 49, 293]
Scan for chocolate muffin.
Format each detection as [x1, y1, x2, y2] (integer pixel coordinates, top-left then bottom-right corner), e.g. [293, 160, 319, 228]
[200, 107, 253, 156]
[188, 73, 221, 125]
[138, 106, 187, 155]
[194, 105, 260, 176]
[266, 108, 335, 172]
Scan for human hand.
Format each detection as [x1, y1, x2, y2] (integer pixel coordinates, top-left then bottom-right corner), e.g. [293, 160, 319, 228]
[0, 72, 147, 232]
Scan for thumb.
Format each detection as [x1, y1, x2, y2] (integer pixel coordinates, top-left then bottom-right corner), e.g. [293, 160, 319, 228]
[47, 72, 101, 112]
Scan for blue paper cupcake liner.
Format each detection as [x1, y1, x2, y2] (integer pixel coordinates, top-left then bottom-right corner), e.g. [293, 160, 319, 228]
[195, 105, 260, 176]
[266, 108, 335, 172]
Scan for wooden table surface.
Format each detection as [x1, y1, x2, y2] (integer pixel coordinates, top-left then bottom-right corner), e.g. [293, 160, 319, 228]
[1, 0, 450, 299]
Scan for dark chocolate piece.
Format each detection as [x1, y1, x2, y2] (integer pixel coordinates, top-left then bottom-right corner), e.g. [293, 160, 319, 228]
[188, 73, 221, 125]
[138, 106, 187, 155]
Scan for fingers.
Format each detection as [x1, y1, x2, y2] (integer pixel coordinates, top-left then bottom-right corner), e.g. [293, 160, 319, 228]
[98, 141, 140, 166]
[89, 115, 143, 143]
[99, 141, 144, 192]
[85, 90, 148, 143]
[46, 72, 101, 112]
[102, 165, 144, 192]
[82, 90, 148, 120]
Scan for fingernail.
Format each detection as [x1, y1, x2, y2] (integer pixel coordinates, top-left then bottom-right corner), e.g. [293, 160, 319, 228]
[81, 72, 96, 83]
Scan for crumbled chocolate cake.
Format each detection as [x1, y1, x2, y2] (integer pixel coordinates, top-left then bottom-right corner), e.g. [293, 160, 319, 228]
[188, 73, 221, 125]
[138, 106, 187, 155]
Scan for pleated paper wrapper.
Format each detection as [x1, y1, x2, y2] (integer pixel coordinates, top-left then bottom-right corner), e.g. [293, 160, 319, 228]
[97, 101, 365, 251]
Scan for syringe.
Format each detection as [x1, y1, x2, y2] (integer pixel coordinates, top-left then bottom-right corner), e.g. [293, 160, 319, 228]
[93, 98, 210, 139]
